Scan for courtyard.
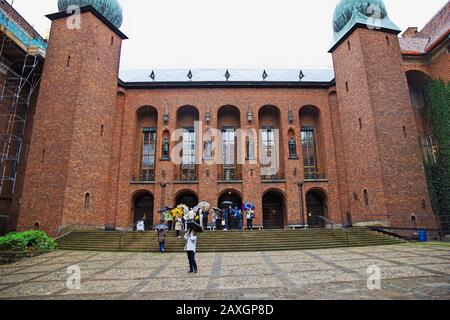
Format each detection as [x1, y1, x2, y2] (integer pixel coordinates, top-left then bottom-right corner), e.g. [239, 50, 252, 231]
[0, 244, 449, 300]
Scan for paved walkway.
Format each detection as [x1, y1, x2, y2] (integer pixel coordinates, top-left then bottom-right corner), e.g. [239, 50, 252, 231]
[0, 244, 449, 300]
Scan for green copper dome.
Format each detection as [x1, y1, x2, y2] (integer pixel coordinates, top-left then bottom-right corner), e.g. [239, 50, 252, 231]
[332, 0, 399, 44]
[57, 0, 123, 28]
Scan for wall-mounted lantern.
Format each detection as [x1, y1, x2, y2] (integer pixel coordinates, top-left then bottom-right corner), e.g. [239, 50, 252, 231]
[206, 109, 211, 124]
[247, 110, 253, 123]
[163, 109, 169, 125]
[288, 109, 294, 124]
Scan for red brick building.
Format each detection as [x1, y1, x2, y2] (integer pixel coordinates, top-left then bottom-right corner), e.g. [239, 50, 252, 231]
[2, 0, 449, 236]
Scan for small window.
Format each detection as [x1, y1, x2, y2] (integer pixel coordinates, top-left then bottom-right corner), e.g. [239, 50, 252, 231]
[403, 126, 407, 137]
[66, 55, 71, 67]
[353, 192, 358, 201]
[345, 81, 349, 92]
[41, 149, 45, 163]
[84, 193, 90, 209]
[347, 41, 351, 51]
[111, 36, 114, 45]
[359, 118, 363, 129]
[386, 36, 390, 46]
[363, 189, 369, 206]
[100, 125, 104, 137]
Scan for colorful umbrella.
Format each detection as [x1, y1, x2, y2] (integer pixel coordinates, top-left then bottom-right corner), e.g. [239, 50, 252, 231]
[243, 203, 255, 210]
[171, 208, 184, 218]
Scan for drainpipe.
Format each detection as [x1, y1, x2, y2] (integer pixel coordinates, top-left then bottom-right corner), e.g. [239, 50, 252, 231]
[298, 182, 305, 228]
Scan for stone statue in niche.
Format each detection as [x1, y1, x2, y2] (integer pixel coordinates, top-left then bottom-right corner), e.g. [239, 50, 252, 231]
[289, 136, 297, 158]
[162, 136, 170, 159]
[204, 139, 212, 159]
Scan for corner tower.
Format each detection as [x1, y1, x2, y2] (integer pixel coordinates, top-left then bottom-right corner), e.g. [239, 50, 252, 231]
[330, 0, 436, 227]
[17, 2, 127, 236]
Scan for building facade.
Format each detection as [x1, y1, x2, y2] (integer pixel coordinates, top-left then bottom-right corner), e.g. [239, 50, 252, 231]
[2, 0, 448, 236]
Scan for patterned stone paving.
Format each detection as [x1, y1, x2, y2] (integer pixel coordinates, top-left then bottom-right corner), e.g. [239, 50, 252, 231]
[0, 244, 449, 300]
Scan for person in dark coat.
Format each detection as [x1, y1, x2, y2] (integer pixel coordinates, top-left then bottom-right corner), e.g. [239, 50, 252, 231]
[157, 229, 167, 253]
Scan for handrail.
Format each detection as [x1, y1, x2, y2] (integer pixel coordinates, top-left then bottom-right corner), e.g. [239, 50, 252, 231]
[317, 215, 350, 246]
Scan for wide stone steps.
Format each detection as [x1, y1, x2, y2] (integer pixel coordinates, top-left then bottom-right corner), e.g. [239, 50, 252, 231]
[56, 228, 403, 252]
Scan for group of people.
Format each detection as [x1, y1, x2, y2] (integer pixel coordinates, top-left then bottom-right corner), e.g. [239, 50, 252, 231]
[213, 206, 255, 231]
[161, 205, 256, 232]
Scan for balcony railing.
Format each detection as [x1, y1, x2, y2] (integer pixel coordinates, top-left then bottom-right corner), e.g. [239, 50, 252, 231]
[218, 165, 242, 182]
[262, 173, 285, 182]
[131, 171, 155, 182]
[175, 166, 198, 182]
[304, 171, 327, 181]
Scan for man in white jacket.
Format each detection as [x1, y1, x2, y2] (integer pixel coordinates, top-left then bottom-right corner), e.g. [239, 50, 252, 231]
[184, 229, 198, 274]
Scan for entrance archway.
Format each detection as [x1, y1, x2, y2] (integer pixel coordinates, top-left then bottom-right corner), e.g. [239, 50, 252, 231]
[132, 191, 154, 231]
[306, 189, 327, 228]
[175, 191, 199, 209]
[262, 190, 285, 229]
[218, 190, 243, 209]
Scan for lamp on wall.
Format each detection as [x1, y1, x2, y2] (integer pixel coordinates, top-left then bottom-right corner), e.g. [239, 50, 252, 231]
[206, 109, 211, 124]
[288, 109, 294, 124]
[247, 109, 253, 123]
[163, 109, 169, 125]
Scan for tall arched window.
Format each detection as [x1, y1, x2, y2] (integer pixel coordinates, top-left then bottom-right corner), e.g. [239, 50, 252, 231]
[136, 106, 158, 182]
[300, 105, 324, 180]
[84, 193, 90, 209]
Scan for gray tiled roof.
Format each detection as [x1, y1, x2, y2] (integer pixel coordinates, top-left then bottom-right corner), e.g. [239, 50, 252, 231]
[119, 68, 335, 83]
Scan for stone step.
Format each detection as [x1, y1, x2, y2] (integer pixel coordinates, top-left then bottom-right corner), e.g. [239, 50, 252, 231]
[56, 229, 402, 252]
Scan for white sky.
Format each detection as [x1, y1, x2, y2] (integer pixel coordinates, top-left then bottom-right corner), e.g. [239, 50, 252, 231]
[7, 0, 449, 70]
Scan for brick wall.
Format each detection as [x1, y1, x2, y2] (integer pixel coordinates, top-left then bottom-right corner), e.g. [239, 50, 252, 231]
[332, 28, 436, 228]
[17, 10, 123, 236]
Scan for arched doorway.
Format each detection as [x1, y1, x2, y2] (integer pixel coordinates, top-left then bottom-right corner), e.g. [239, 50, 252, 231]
[132, 192, 154, 231]
[218, 190, 243, 209]
[175, 191, 199, 209]
[262, 190, 285, 229]
[306, 190, 327, 228]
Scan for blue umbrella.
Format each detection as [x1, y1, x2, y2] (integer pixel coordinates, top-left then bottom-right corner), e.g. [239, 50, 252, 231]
[243, 203, 255, 210]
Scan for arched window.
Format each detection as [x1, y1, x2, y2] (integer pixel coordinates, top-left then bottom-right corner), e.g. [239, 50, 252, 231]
[136, 106, 158, 182]
[84, 193, 90, 209]
[300, 105, 323, 180]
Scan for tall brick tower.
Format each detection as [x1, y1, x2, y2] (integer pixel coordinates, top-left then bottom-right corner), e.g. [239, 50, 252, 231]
[17, 1, 127, 236]
[330, 0, 435, 227]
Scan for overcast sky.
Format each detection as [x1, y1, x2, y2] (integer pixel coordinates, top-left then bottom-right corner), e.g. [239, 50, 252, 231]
[7, 0, 448, 70]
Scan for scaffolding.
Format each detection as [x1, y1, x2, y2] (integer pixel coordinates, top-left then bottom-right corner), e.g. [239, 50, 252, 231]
[0, 36, 42, 234]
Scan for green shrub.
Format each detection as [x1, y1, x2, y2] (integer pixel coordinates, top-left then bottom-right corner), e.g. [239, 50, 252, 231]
[0, 230, 57, 252]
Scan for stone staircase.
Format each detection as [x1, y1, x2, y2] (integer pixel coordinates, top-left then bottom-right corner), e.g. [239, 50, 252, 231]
[56, 228, 403, 253]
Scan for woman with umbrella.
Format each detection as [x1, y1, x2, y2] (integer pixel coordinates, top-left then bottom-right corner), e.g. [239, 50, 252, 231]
[185, 221, 202, 274]
[243, 203, 255, 230]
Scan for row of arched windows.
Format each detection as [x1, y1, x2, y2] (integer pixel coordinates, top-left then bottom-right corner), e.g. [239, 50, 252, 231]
[134, 104, 325, 182]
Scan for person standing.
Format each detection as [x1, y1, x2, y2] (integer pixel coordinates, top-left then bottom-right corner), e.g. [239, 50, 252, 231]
[157, 229, 167, 253]
[175, 217, 183, 239]
[166, 210, 173, 230]
[237, 208, 243, 230]
[211, 210, 217, 231]
[230, 207, 236, 230]
[184, 229, 198, 273]
[222, 208, 229, 231]
[188, 208, 195, 224]
[202, 209, 209, 230]
[247, 209, 254, 230]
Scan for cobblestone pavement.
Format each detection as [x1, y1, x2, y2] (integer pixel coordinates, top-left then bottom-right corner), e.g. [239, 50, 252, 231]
[0, 244, 449, 300]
